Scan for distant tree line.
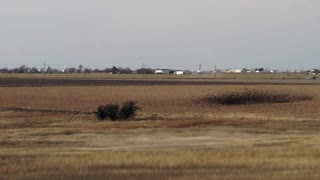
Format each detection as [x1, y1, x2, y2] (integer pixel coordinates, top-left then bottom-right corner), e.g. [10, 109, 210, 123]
[3, 64, 313, 75]
[0, 64, 156, 74]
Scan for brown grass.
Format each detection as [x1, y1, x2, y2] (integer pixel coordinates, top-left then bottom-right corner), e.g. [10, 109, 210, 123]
[1, 84, 320, 179]
[2, 147, 320, 180]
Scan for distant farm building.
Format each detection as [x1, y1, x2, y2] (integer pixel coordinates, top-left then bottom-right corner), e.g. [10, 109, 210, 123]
[155, 69, 186, 75]
[226, 69, 242, 73]
[307, 69, 320, 75]
[155, 69, 174, 74]
[174, 70, 185, 75]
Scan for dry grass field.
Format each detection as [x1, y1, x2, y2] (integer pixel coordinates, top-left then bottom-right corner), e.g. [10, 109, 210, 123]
[1, 79, 320, 179]
[0, 72, 311, 80]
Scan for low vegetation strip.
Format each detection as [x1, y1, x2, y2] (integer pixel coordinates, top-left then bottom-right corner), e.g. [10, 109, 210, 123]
[196, 89, 313, 105]
[1, 78, 320, 87]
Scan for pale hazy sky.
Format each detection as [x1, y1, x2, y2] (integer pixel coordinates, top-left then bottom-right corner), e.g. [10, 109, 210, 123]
[0, 0, 319, 70]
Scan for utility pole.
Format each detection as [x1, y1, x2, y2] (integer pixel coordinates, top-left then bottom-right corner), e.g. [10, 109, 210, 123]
[198, 64, 202, 78]
[142, 63, 146, 74]
[214, 65, 217, 79]
[198, 64, 202, 73]
[43, 61, 46, 77]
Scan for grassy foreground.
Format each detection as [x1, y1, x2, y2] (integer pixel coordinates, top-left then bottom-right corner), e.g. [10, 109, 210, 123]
[1, 84, 320, 179]
[2, 147, 320, 180]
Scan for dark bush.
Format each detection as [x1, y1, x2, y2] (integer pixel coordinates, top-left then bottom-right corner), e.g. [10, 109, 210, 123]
[104, 104, 120, 121]
[197, 89, 312, 105]
[95, 104, 119, 121]
[118, 101, 140, 120]
[95, 101, 140, 121]
[96, 105, 106, 120]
